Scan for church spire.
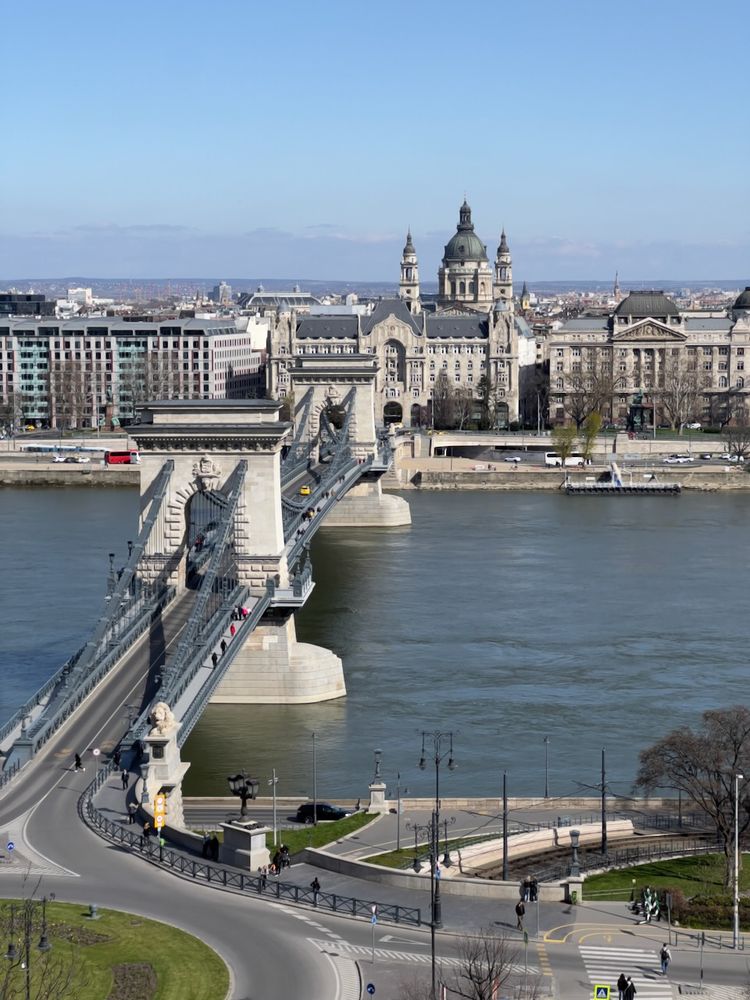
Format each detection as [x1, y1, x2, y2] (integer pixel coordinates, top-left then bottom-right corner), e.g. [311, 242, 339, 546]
[493, 227, 513, 308]
[399, 228, 421, 314]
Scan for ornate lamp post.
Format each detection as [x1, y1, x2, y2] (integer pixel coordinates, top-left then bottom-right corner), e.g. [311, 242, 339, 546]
[5, 893, 55, 1000]
[226, 772, 259, 817]
[734, 772, 744, 950]
[418, 730, 456, 1000]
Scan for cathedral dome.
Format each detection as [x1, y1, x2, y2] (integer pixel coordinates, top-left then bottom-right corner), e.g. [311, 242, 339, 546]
[614, 290, 678, 318]
[442, 200, 488, 263]
[732, 287, 750, 311]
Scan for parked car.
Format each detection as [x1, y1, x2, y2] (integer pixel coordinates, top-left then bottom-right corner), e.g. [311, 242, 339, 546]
[720, 453, 743, 462]
[699, 453, 713, 460]
[295, 802, 350, 824]
[52, 454, 66, 463]
[685, 422, 702, 430]
[663, 455, 693, 464]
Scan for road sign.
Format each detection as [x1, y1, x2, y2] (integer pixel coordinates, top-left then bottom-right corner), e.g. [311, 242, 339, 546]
[593, 987, 610, 1000]
[92, 748, 101, 757]
[154, 794, 167, 816]
[366, 986, 375, 996]
[6, 842, 14, 852]
[154, 815, 165, 829]
[371, 904, 378, 925]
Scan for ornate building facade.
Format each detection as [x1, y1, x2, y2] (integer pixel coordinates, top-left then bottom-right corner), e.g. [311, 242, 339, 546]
[268, 202, 523, 427]
[547, 289, 750, 427]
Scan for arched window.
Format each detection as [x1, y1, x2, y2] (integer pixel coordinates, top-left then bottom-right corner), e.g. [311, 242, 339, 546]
[469, 280, 475, 294]
[719, 376, 728, 388]
[737, 377, 745, 388]
[450, 281, 456, 296]
[459, 281, 466, 295]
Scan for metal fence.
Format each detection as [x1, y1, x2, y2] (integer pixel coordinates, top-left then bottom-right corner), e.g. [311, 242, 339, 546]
[80, 766, 421, 927]
[534, 837, 722, 881]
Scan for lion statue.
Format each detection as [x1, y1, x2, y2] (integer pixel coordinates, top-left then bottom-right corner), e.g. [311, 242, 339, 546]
[148, 701, 176, 736]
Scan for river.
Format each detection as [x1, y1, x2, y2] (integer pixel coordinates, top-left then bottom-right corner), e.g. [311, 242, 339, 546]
[1, 487, 747, 801]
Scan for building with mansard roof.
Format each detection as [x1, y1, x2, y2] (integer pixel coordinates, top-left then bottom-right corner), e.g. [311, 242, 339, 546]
[546, 288, 750, 427]
[267, 202, 525, 427]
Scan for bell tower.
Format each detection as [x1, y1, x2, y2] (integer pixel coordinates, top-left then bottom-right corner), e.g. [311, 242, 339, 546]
[493, 229, 513, 306]
[398, 229, 421, 314]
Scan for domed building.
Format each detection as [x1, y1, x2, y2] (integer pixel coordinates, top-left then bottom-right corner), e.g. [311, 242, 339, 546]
[546, 287, 750, 427]
[437, 200, 494, 311]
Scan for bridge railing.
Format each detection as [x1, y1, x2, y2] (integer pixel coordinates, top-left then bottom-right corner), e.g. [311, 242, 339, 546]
[80, 765, 421, 927]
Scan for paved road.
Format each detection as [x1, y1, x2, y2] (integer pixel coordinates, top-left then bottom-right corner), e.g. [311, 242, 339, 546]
[0, 598, 346, 1000]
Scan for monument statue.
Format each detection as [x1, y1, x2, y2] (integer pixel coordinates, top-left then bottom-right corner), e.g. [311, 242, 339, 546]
[192, 455, 221, 491]
[148, 701, 177, 736]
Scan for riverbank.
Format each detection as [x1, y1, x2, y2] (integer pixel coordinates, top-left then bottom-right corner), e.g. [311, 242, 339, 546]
[0, 460, 138, 487]
[389, 456, 750, 491]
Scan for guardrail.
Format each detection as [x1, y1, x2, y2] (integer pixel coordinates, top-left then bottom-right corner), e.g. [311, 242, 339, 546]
[80, 766, 421, 927]
[534, 837, 721, 881]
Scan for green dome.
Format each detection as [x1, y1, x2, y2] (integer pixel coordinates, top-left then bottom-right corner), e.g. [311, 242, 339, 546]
[732, 287, 750, 311]
[442, 200, 488, 263]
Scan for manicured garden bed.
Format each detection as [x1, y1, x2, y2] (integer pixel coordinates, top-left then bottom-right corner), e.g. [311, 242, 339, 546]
[0, 900, 229, 1000]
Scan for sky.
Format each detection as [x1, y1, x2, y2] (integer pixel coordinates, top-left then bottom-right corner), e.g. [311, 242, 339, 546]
[1, 0, 748, 282]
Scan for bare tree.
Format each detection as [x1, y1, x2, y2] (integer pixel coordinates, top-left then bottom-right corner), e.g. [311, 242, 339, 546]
[562, 351, 621, 429]
[397, 928, 543, 1000]
[722, 399, 750, 459]
[0, 899, 86, 999]
[432, 372, 455, 430]
[659, 354, 702, 431]
[49, 359, 92, 430]
[453, 385, 475, 430]
[635, 706, 750, 888]
[0, 389, 23, 433]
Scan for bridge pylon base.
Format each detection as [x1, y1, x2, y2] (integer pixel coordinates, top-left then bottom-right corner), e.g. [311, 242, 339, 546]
[209, 615, 346, 704]
[320, 480, 411, 528]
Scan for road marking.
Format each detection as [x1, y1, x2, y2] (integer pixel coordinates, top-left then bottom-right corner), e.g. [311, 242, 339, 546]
[380, 934, 427, 946]
[579, 945, 674, 1000]
[545, 922, 618, 944]
[308, 938, 540, 971]
[535, 941, 554, 979]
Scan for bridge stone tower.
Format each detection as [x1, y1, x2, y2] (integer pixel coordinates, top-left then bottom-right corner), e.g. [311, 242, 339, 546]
[131, 399, 345, 703]
[288, 354, 411, 527]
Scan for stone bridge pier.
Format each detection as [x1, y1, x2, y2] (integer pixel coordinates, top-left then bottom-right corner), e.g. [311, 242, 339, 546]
[131, 400, 345, 703]
[289, 355, 411, 528]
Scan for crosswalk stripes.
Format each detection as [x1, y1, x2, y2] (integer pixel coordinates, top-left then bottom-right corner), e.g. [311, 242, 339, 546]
[308, 938, 541, 971]
[699, 988, 747, 1000]
[579, 946, 674, 1000]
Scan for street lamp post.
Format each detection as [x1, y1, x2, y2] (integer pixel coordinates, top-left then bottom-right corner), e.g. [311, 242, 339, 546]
[226, 772, 259, 817]
[502, 769, 509, 881]
[268, 768, 279, 847]
[5, 893, 55, 1000]
[312, 732, 318, 826]
[543, 735, 550, 798]
[601, 747, 608, 856]
[418, 731, 456, 1000]
[734, 771, 744, 950]
[395, 771, 408, 852]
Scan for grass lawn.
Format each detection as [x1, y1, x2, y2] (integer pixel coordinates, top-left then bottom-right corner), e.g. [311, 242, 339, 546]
[268, 811, 376, 855]
[585, 853, 750, 900]
[365, 833, 497, 869]
[0, 900, 229, 1000]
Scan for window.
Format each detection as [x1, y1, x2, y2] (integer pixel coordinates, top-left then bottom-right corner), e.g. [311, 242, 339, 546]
[737, 348, 745, 356]
[556, 362, 563, 372]
[719, 376, 728, 388]
[737, 377, 744, 388]
[556, 349, 564, 357]
[572, 348, 581, 357]
[719, 346, 728, 355]
[737, 361, 744, 371]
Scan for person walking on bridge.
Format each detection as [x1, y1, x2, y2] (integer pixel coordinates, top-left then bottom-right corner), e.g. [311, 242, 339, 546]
[120, 768, 129, 789]
[74, 752, 85, 772]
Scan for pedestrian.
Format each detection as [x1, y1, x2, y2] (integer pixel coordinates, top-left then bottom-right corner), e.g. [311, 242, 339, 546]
[522, 876, 532, 901]
[310, 876, 320, 904]
[230, 623, 236, 638]
[617, 973, 627, 1000]
[210, 834, 220, 862]
[515, 899, 525, 930]
[259, 865, 268, 890]
[113, 748, 122, 769]
[74, 753, 85, 772]
[241, 606, 248, 619]
[127, 801, 137, 824]
[659, 943, 671, 975]
[120, 768, 129, 789]
[220, 639, 227, 655]
[272, 850, 281, 874]
[530, 877, 539, 902]
[202, 833, 210, 859]
[211, 651, 219, 668]
[143, 820, 152, 839]
[623, 976, 637, 1000]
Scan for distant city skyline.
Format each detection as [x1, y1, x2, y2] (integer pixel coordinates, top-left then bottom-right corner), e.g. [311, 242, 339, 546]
[2, 0, 747, 280]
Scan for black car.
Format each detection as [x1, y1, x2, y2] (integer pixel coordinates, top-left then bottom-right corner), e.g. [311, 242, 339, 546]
[295, 802, 348, 824]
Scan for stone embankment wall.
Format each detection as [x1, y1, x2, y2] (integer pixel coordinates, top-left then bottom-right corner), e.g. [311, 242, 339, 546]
[0, 462, 138, 487]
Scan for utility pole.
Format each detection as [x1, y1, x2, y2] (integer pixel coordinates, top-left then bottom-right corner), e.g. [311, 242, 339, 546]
[601, 747, 608, 856]
[502, 769, 509, 881]
[543, 735, 550, 798]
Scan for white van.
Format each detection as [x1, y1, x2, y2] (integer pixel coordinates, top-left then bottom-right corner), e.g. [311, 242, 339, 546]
[545, 451, 585, 467]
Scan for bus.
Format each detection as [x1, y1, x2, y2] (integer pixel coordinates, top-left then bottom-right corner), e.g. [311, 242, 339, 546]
[104, 450, 140, 465]
[544, 451, 585, 467]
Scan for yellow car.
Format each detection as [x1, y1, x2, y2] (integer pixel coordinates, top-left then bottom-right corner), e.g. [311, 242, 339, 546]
[299, 485, 311, 496]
